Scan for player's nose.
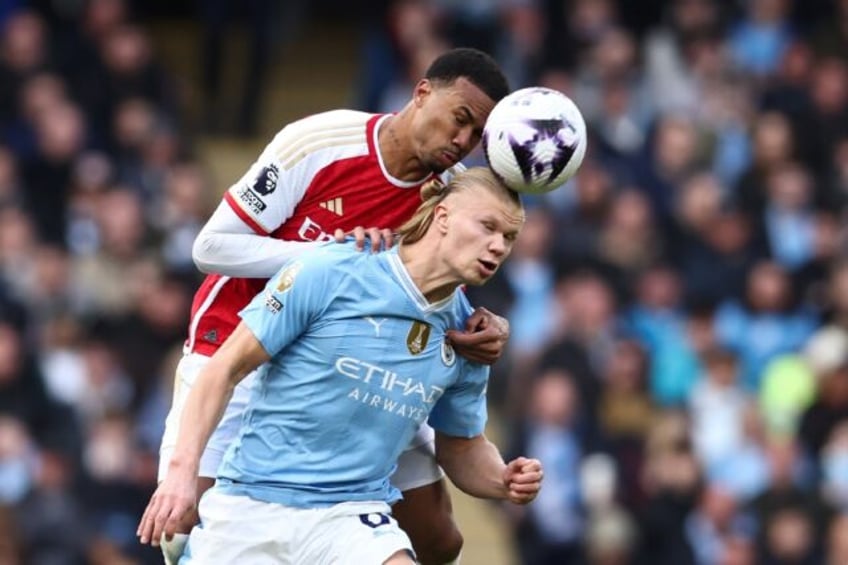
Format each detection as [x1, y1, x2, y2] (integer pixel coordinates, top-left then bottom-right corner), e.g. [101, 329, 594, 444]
[453, 128, 474, 153]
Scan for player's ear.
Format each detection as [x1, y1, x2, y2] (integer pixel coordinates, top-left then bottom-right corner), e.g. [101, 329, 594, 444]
[434, 202, 449, 235]
[413, 79, 432, 107]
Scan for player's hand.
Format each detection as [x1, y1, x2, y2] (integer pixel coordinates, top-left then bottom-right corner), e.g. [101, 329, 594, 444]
[503, 457, 543, 505]
[333, 227, 395, 252]
[446, 308, 509, 365]
[137, 470, 197, 547]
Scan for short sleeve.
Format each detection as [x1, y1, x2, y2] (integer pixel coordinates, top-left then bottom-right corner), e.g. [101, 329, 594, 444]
[427, 365, 489, 438]
[239, 254, 331, 356]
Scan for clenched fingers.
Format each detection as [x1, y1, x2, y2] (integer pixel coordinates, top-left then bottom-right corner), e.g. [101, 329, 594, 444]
[447, 318, 508, 365]
[503, 457, 543, 504]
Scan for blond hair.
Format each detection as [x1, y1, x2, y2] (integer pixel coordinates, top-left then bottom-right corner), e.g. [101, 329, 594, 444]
[397, 167, 521, 244]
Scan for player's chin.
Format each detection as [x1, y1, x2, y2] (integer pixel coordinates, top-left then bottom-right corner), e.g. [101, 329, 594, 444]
[429, 163, 448, 175]
[428, 154, 454, 173]
[464, 271, 490, 287]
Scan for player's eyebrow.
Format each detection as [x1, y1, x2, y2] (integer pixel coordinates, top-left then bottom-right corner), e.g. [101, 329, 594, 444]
[457, 106, 474, 122]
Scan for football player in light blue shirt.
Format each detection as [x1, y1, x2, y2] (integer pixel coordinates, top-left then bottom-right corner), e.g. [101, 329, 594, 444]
[138, 167, 544, 565]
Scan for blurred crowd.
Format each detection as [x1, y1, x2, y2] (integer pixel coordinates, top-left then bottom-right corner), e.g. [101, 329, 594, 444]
[399, 0, 848, 564]
[1, 0, 848, 564]
[0, 0, 210, 562]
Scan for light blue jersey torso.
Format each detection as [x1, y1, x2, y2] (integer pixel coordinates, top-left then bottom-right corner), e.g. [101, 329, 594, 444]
[216, 242, 489, 507]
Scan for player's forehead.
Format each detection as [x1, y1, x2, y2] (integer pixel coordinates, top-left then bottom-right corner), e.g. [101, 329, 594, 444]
[431, 77, 496, 125]
[452, 186, 525, 228]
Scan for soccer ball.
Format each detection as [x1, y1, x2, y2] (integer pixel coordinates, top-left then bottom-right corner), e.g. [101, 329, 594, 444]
[482, 87, 587, 194]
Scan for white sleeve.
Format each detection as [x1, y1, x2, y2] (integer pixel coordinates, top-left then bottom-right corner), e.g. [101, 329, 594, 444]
[194, 110, 371, 278]
[192, 200, 322, 278]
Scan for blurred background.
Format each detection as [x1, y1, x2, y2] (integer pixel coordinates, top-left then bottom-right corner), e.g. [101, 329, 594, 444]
[1, 0, 848, 563]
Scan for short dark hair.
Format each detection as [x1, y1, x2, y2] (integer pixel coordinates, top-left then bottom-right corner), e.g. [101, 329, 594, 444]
[425, 48, 510, 103]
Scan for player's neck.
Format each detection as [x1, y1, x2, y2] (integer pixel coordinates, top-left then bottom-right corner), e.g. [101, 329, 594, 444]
[398, 242, 458, 303]
[378, 112, 429, 182]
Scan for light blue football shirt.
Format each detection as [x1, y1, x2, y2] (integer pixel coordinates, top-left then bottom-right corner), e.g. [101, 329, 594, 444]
[216, 241, 489, 508]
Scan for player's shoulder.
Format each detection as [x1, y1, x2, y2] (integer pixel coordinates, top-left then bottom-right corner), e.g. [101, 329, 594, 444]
[263, 110, 377, 167]
[280, 109, 374, 137]
[298, 240, 369, 271]
[267, 242, 360, 292]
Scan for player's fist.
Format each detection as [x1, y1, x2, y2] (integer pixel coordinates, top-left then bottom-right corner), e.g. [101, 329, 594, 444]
[447, 307, 509, 365]
[502, 457, 543, 505]
[334, 226, 395, 252]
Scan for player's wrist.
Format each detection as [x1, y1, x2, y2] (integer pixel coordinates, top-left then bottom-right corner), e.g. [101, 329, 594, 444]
[495, 480, 513, 501]
[167, 452, 200, 478]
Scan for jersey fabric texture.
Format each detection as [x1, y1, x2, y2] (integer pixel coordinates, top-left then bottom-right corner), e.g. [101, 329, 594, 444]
[216, 242, 489, 508]
[187, 110, 461, 357]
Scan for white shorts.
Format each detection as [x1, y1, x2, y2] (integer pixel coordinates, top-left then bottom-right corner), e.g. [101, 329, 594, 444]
[391, 424, 444, 492]
[158, 353, 445, 491]
[158, 352, 259, 480]
[183, 487, 413, 564]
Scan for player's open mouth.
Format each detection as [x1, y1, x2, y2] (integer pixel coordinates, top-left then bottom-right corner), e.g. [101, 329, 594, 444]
[478, 259, 497, 276]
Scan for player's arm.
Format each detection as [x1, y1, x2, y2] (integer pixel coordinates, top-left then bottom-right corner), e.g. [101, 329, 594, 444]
[193, 119, 323, 278]
[195, 111, 391, 277]
[194, 203, 398, 275]
[163, 322, 269, 481]
[428, 360, 540, 503]
[434, 432, 542, 505]
[193, 200, 322, 278]
[138, 323, 270, 546]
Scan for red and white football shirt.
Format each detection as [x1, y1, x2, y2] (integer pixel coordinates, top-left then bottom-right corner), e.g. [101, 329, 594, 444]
[187, 110, 456, 355]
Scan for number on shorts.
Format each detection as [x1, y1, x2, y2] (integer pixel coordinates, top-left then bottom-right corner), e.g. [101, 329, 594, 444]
[359, 513, 390, 528]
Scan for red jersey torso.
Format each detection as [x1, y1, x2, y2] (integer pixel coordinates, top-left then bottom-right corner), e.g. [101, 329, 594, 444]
[188, 111, 453, 355]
